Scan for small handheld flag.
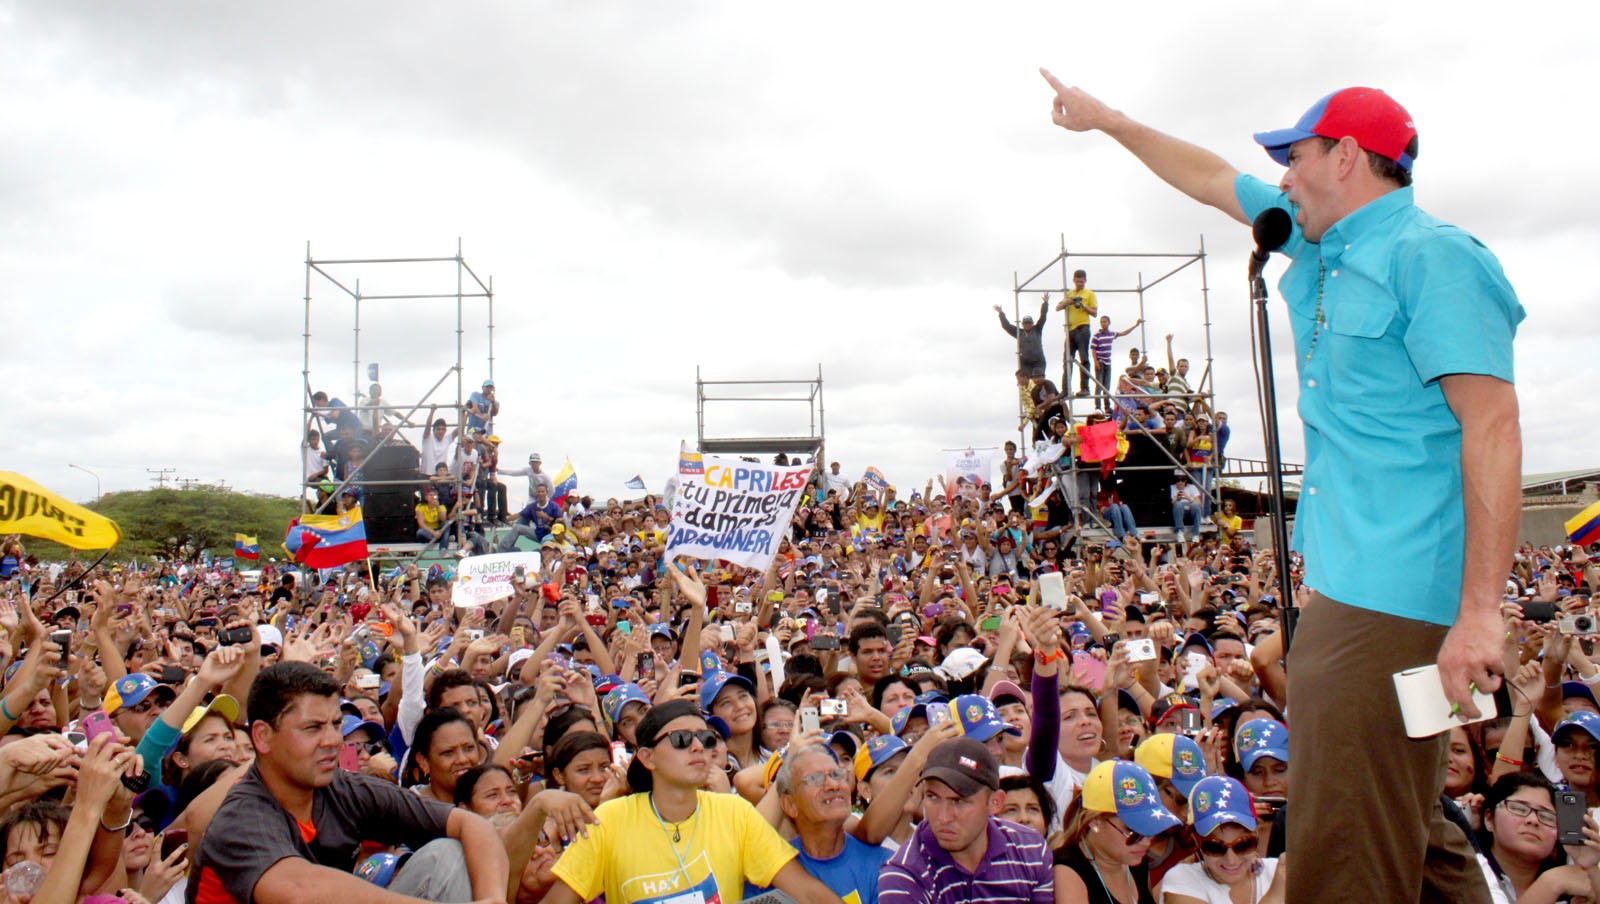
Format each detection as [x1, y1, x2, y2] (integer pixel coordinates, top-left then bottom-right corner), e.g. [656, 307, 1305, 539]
[235, 534, 260, 561]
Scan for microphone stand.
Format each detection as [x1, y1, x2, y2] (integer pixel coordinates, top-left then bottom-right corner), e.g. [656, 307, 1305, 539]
[1251, 260, 1298, 652]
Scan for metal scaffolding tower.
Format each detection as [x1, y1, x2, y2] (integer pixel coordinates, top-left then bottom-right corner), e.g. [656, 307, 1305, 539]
[301, 240, 497, 566]
[695, 366, 826, 461]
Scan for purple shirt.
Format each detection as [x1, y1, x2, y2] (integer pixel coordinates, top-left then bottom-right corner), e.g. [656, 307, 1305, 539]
[1090, 328, 1118, 364]
[878, 817, 1053, 904]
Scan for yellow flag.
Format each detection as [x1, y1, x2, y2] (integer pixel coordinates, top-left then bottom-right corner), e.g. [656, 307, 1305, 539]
[0, 471, 122, 550]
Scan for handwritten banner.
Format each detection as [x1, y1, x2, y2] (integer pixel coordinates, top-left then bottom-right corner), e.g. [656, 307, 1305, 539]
[451, 551, 544, 608]
[665, 446, 810, 570]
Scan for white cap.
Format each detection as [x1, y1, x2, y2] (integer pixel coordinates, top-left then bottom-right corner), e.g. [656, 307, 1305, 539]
[257, 624, 284, 648]
[935, 647, 989, 682]
[508, 648, 536, 673]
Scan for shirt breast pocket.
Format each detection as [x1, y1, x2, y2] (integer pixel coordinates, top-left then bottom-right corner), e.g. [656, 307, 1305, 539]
[1326, 298, 1407, 405]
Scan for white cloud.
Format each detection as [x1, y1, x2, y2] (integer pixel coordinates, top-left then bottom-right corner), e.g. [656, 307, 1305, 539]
[1, 0, 1595, 513]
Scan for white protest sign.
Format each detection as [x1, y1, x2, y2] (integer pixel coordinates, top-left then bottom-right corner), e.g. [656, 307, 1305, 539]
[451, 552, 543, 608]
[665, 445, 810, 570]
[945, 448, 994, 499]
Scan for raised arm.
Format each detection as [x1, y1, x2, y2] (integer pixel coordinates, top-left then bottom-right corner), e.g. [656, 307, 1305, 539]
[1040, 70, 1247, 224]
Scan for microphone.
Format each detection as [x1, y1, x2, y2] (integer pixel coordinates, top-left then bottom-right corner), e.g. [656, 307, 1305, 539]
[1249, 207, 1292, 282]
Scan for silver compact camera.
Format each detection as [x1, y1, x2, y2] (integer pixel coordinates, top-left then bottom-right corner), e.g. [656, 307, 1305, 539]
[1559, 613, 1597, 636]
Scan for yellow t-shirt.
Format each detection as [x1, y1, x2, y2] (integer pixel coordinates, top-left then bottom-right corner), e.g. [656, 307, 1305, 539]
[552, 791, 796, 904]
[856, 510, 885, 532]
[1215, 511, 1243, 541]
[1064, 288, 1099, 331]
[415, 503, 447, 531]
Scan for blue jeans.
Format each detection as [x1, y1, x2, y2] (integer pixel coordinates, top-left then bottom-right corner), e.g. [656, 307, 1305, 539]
[1173, 499, 1202, 535]
[416, 528, 448, 549]
[1102, 503, 1136, 537]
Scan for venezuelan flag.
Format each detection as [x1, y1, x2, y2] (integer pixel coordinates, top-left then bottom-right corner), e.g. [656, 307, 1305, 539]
[552, 460, 578, 505]
[234, 534, 260, 561]
[284, 506, 368, 568]
[1568, 500, 1600, 547]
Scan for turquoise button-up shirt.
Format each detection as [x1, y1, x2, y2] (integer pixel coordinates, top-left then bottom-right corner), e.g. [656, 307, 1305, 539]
[1236, 174, 1525, 626]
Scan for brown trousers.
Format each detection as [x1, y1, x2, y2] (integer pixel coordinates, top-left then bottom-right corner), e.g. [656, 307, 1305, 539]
[1285, 595, 1493, 904]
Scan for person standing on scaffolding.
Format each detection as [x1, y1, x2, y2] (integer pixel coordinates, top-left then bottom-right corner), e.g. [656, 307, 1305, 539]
[1056, 269, 1098, 395]
[994, 298, 1050, 381]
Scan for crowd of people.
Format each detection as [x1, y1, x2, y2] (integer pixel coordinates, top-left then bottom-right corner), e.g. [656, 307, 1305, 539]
[1, 491, 1596, 904]
[999, 271, 1234, 547]
[0, 65, 1555, 904]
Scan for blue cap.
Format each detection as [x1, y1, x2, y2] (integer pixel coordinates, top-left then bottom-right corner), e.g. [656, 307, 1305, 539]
[649, 624, 678, 640]
[699, 649, 721, 674]
[698, 670, 754, 712]
[103, 673, 177, 714]
[914, 690, 950, 706]
[1554, 710, 1600, 744]
[1188, 775, 1258, 836]
[355, 851, 413, 887]
[854, 735, 909, 781]
[1563, 681, 1599, 710]
[951, 693, 1021, 742]
[340, 714, 386, 740]
[891, 703, 930, 737]
[828, 730, 860, 760]
[603, 683, 651, 726]
[1234, 718, 1289, 771]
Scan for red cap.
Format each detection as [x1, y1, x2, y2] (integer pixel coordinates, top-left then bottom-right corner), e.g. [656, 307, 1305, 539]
[1254, 87, 1417, 173]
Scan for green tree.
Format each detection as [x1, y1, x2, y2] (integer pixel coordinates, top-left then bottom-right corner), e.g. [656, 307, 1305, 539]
[58, 487, 301, 562]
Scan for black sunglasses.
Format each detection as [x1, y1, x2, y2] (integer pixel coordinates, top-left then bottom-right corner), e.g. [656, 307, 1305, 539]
[1199, 835, 1259, 857]
[656, 729, 721, 751]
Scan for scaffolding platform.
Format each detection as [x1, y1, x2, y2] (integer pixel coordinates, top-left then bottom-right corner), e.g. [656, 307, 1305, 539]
[695, 367, 826, 461]
[301, 241, 499, 568]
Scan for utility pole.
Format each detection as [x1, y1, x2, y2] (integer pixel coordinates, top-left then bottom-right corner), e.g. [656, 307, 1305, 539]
[216, 481, 231, 492]
[147, 468, 175, 489]
[176, 478, 201, 490]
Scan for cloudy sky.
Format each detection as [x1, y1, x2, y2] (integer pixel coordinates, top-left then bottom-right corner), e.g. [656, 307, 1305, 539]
[3, 1, 1594, 511]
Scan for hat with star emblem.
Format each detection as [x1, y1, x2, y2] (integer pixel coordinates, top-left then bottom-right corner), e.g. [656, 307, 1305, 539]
[1081, 760, 1183, 837]
[1234, 718, 1289, 772]
[1188, 775, 1258, 836]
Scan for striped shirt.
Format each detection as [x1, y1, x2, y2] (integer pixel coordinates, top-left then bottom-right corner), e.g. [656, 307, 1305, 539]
[1090, 328, 1118, 364]
[878, 818, 1053, 904]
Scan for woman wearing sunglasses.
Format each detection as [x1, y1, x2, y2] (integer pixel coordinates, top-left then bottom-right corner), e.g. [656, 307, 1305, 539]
[1055, 760, 1180, 904]
[1159, 776, 1277, 903]
[541, 698, 842, 904]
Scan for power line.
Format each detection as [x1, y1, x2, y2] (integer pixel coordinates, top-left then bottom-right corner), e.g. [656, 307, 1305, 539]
[146, 468, 175, 489]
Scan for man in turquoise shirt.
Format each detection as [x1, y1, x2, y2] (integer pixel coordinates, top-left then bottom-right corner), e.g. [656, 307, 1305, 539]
[1038, 75, 1522, 903]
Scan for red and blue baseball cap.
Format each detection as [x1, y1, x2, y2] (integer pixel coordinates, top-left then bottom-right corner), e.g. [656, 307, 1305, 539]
[1188, 775, 1257, 836]
[1081, 760, 1183, 837]
[1254, 87, 1417, 173]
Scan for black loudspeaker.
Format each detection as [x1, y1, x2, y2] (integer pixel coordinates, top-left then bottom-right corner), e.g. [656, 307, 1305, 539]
[365, 443, 421, 480]
[1115, 433, 1183, 528]
[364, 484, 419, 544]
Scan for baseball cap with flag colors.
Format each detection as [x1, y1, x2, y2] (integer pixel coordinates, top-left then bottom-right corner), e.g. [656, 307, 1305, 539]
[1253, 87, 1418, 173]
[1081, 760, 1183, 838]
